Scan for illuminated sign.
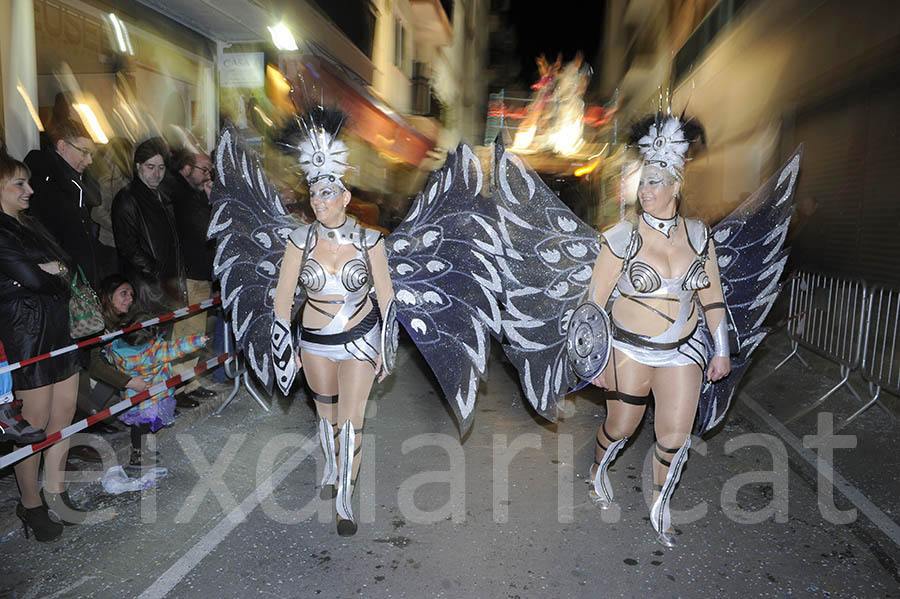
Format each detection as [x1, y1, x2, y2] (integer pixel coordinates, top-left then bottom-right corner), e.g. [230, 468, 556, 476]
[220, 52, 265, 89]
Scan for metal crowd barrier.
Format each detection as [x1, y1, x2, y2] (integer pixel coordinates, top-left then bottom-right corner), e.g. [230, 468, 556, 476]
[771, 271, 868, 423]
[838, 284, 900, 430]
[214, 319, 269, 415]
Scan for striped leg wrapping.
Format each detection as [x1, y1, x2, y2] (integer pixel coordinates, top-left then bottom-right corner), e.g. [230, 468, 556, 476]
[591, 437, 628, 503]
[318, 418, 337, 488]
[336, 420, 356, 522]
[650, 438, 691, 534]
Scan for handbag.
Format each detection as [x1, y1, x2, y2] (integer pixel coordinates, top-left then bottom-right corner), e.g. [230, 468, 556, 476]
[69, 266, 105, 339]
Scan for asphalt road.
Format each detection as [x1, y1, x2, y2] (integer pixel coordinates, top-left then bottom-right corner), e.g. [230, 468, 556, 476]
[1, 336, 898, 598]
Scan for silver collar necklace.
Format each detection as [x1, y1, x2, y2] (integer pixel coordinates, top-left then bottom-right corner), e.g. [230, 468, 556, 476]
[642, 211, 679, 239]
[317, 217, 357, 245]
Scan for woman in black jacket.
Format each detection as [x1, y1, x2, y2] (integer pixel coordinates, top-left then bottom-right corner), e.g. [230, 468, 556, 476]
[0, 152, 82, 542]
[111, 139, 186, 313]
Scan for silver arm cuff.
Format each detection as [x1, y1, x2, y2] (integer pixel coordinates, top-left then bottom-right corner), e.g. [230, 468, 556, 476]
[712, 315, 730, 358]
[380, 299, 399, 376]
[271, 316, 297, 394]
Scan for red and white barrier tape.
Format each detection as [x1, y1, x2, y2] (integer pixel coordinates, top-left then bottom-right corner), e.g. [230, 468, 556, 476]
[0, 352, 231, 470]
[0, 296, 221, 377]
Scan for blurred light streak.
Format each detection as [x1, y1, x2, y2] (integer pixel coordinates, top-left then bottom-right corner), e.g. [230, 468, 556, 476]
[252, 105, 274, 127]
[622, 159, 641, 206]
[268, 23, 298, 51]
[266, 65, 291, 96]
[512, 125, 535, 150]
[549, 120, 583, 155]
[73, 104, 109, 144]
[16, 82, 44, 132]
[107, 13, 134, 55]
[574, 146, 608, 177]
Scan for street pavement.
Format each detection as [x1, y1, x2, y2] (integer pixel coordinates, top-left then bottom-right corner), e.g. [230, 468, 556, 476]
[0, 331, 898, 598]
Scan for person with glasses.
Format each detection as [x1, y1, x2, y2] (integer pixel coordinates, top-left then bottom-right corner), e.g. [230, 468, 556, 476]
[161, 146, 219, 403]
[23, 119, 103, 287]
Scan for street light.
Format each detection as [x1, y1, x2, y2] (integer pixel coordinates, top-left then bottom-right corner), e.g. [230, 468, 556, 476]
[268, 23, 298, 51]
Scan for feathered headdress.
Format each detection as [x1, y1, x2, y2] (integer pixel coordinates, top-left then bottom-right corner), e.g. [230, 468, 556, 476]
[629, 113, 705, 180]
[277, 106, 350, 187]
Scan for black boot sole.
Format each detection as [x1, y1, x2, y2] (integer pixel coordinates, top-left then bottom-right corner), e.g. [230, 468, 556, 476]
[336, 518, 357, 536]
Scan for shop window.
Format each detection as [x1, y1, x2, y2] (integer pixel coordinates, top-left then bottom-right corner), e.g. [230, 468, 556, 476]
[32, 0, 214, 150]
[394, 19, 406, 71]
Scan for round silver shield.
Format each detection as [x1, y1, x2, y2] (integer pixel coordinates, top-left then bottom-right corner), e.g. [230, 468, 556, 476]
[381, 299, 400, 375]
[566, 302, 612, 381]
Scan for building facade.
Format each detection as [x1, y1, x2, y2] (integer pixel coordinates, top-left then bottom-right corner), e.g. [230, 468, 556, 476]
[0, 0, 490, 210]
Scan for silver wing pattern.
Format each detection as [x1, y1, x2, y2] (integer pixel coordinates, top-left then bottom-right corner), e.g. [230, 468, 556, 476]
[696, 145, 804, 434]
[208, 124, 306, 393]
[491, 138, 601, 421]
[386, 144, 505, 434]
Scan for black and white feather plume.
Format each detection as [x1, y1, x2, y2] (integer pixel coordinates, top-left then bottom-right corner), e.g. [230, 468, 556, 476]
[276, 106, 350, 186]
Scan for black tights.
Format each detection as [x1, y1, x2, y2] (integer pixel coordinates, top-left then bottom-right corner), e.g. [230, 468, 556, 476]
[130, 423, 152, 449]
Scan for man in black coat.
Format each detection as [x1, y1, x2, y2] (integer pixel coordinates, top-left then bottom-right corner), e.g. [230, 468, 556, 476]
[25, 119, 102, 287]
[111, 137, 187, 314]
[161, 147, 218, 401]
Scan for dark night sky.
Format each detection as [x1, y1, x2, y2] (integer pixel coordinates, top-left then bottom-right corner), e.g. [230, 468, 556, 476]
[507, 1, 606, 89]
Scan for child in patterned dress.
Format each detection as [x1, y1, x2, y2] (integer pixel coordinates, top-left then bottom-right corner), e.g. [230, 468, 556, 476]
[104, 312, 207, 467]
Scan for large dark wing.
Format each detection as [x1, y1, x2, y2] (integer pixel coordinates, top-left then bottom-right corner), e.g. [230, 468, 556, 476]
[208, 124, 306, 393]
[491, 138, 601, 421]
[696, 146, 804, 434]
[387, 144, 505, 434]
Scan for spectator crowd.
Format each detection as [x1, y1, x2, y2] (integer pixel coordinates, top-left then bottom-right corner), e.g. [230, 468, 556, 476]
[0, 117, 222, 542]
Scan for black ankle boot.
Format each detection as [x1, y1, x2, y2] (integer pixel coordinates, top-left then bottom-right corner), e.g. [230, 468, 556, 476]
[336, 516, 358, 536]
[16, 502, 63, 542]
[41, 489, 89, 526]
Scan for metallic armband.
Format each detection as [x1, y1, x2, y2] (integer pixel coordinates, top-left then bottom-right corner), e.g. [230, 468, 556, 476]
[380, 299, 399, 375]
[566, 301, 613, 381]
[712, 316, 730, 358]
[271, 316, 297, 394]
[704, 300, 738, 358]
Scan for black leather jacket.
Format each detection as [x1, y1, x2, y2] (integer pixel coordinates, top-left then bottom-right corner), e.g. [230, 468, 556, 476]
[24, 148, 102, 287]
[111, 178, 186, 311]
[0, 213, 69, 303]
[0, 213, 80, 388]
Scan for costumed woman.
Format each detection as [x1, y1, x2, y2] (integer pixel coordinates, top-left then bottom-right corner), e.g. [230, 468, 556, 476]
[488, 112, 800, 549]
[585, 115, 729, 547]
[271, 108, 395, 536]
